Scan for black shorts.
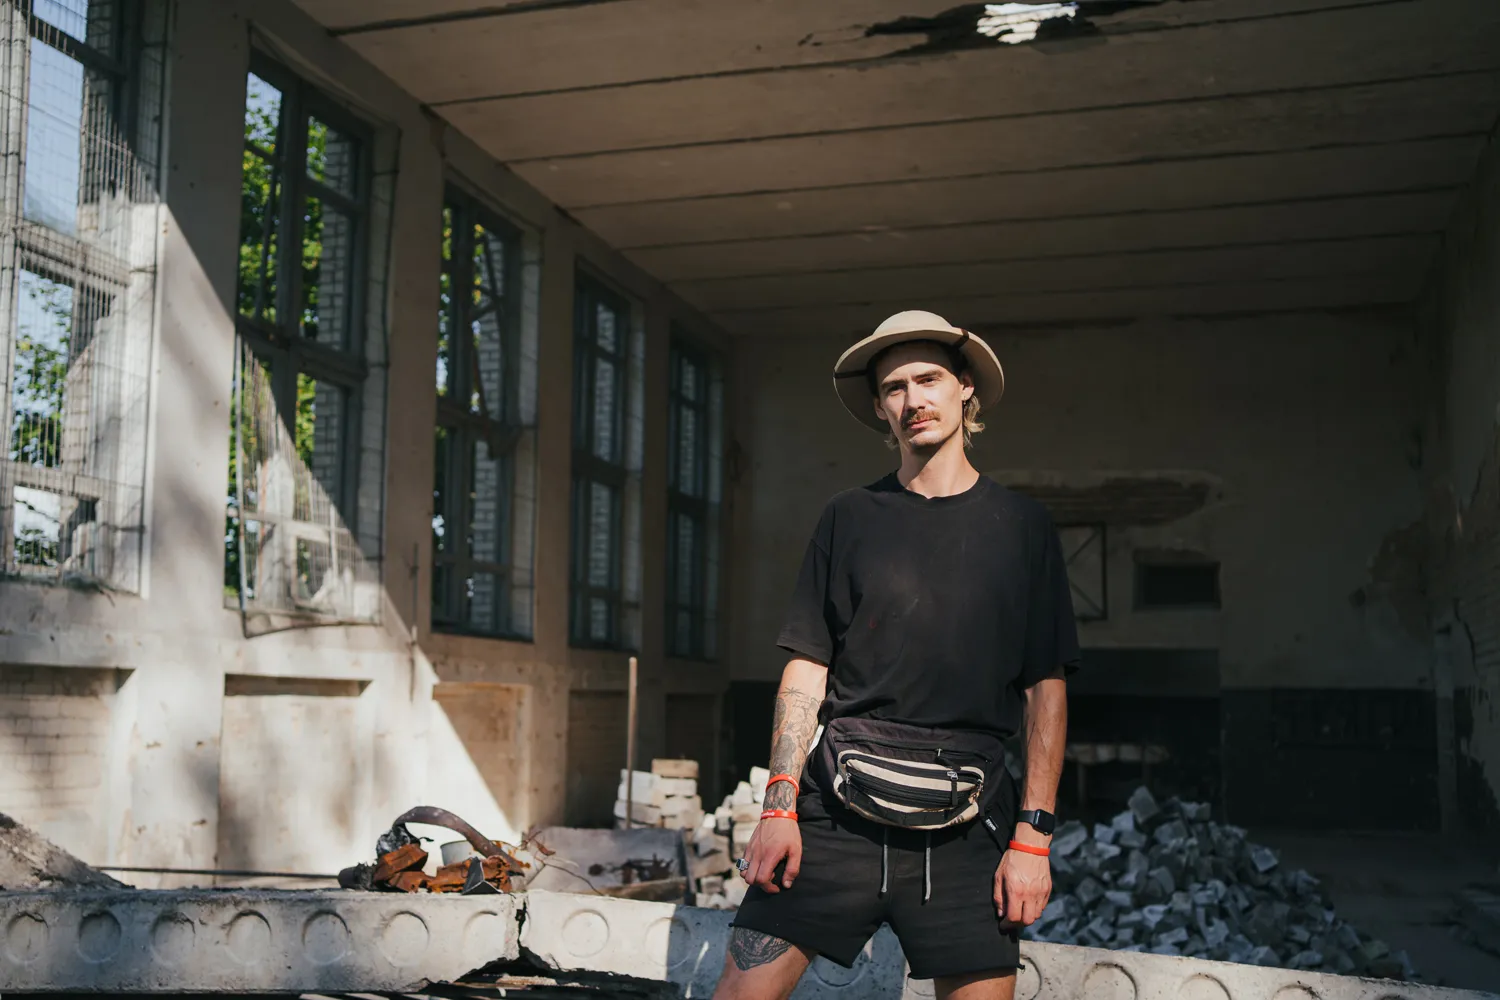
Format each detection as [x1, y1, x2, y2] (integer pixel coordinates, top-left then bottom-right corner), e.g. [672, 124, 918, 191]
[731, 806, 1020, 980]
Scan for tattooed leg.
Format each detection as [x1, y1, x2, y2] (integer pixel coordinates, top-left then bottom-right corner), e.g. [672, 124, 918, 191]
[713, 927, 813, 1000]
[729, 928, 792, 971]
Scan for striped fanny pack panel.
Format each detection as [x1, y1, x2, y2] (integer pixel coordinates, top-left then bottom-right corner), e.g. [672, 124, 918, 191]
[832, 750, 986, 830]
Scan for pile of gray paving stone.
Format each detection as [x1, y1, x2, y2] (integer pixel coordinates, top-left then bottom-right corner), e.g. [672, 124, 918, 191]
[1022, 787, 1419, 981]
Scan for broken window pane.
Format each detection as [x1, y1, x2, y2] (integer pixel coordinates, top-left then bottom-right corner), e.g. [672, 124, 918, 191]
[300, 195, 353, 347]
[24, 39, 84, 235]
[306, 115, 357, 198]
[471, 226, 507, 420]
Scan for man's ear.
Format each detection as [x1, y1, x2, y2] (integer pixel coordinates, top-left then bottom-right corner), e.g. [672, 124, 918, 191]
[960, 372, 975, 402]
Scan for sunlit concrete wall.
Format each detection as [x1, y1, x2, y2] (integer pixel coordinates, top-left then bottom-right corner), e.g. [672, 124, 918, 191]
[0, 0, 732, 878]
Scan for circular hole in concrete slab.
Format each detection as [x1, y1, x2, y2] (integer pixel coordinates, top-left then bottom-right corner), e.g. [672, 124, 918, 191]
[227, 911, 272, 966]
[149, 912, 196, 967]
[1178, 975, 1231, 1000]
[1272, 987, 1319, 1000]
[1017, 957, 1043, 1000]
[1082, 962, 1138, 1000]
[381, 911, 430, 967]
[5, 913, 48, 966]
[561, 909, 610, 959]
[645, 916, 691, 971]
[464, 910, 508, 963]
[302, 911, 351, 965]
[77, 911, 122, 964]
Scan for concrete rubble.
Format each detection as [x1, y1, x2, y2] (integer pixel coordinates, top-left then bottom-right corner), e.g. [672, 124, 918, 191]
[1024, 785, 1421, 981]
[0, 811, 125, 891]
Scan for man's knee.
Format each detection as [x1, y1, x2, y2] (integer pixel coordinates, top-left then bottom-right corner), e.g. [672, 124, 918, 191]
[712, 928, 811, 1000]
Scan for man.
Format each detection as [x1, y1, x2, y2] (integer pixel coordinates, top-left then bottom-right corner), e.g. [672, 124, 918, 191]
[713, 311, 1078, 1000]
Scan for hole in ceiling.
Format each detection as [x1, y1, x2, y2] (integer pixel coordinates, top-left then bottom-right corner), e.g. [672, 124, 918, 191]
[867, 1, 1165, 53]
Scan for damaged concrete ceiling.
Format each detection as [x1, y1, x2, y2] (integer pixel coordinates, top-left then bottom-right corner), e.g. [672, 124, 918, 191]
[297, 0, 1500, 336]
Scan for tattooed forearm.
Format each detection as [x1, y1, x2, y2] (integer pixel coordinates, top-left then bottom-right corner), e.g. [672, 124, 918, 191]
[764, 680, 822, 811]
[729, 927, 793, 971]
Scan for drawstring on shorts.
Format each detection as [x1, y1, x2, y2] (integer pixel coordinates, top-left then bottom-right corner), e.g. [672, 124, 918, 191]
[880, 828, 889, 895]
[878, 827, 935, 902]
[923, 832, 932, 902]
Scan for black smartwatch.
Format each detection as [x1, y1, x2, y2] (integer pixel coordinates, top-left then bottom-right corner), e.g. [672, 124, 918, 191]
[1016, 809, 1056, 836]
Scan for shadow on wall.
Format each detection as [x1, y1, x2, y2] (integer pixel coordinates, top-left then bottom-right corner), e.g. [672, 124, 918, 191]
[425, 683, 528, 847]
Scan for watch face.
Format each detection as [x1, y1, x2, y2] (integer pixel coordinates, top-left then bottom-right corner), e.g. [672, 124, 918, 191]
[1024, 809, 1056, 835]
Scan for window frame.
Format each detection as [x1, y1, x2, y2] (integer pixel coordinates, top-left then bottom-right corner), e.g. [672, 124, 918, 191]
[569, 270, 635, 650]
[431, 183, 531, 640]
[665, 333, 724, 661]
[0, 0, 150, 582]
[233, 52, 373, 531]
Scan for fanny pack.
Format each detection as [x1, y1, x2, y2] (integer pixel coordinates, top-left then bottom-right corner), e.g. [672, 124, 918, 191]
[812, 716, 1008, 831]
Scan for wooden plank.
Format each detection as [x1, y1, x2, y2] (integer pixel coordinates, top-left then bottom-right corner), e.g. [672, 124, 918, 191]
[576, 138, 1481, 249]
[347, 0, 1400, 104]
[450, 1, 1500, 161]
[512, 74, 1500, 208]
[628, 190, 1456, 282]
[674, 235, 1439, 312]
[707, 275, 1413, 335]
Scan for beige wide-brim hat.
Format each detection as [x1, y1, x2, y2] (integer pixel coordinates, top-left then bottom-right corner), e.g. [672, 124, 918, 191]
[832, 310, 1005, 432]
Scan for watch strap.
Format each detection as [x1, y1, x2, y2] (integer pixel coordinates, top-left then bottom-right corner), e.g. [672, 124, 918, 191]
[1017, 808, 1056, 835]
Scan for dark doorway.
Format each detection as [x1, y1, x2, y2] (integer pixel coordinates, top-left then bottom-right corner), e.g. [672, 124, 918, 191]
[725, 680, 778, 796]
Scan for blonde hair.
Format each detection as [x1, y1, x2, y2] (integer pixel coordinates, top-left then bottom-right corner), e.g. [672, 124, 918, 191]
[885, 393, 984, 450]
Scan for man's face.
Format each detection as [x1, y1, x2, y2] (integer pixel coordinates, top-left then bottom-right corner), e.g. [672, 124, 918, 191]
[870, 342, 974, 451]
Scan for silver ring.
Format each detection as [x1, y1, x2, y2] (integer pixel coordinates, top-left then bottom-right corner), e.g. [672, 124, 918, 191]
[735, 857, 750, 873]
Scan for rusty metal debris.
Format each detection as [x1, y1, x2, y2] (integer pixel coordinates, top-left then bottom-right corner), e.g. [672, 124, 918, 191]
[339, 806, 530, 895]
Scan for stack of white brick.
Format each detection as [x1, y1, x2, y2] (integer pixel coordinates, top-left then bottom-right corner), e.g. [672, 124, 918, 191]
[613, 758, 706, 831]
[694, 765, 771, 910]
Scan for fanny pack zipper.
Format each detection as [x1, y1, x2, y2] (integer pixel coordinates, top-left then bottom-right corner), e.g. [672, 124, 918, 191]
[847, 767, 982, 809]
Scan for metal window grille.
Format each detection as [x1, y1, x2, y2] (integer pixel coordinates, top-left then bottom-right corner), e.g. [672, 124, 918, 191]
[226, 54, 380, 631]
[431, 187, 538, 639]
[0, 0, 165, 591]
[569, 271, 641, 649]
[1059, 523, 1106, 622]
[665, 335, 724, 661]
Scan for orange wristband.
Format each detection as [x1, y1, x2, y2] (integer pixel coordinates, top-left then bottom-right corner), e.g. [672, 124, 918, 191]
[765, 773, 800, 797]
[761, 809, 798, 821]
[1008, 840, 1051, 857]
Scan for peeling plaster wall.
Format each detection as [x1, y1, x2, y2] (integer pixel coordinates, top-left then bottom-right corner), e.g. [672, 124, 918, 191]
[0, 0, 731, 876]
[728, 310, 1431, 825]
[1419, 124, 1500, 846]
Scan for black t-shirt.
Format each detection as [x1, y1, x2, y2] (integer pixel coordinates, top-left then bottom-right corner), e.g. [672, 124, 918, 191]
[777, 472, 1080, 740]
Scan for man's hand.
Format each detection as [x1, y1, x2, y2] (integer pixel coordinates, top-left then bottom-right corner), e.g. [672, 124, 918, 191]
[994, 848, 1052, 928]
[742, 817, 801, 893]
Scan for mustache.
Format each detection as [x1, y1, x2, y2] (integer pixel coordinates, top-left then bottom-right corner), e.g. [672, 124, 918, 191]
[903, 409, 941, 428]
